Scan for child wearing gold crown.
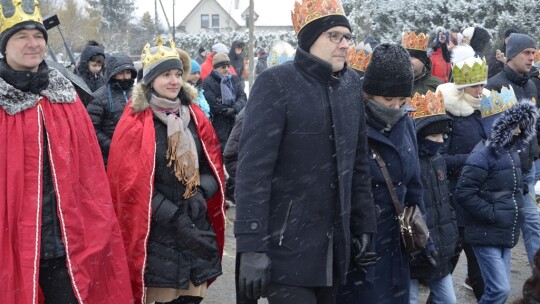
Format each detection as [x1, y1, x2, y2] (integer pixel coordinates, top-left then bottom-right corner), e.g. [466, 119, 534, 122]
[455, 92, 538, 304]
[0, 0, 134, 303]
[407, 91, 459, 304]
[107, 37, 226, 304]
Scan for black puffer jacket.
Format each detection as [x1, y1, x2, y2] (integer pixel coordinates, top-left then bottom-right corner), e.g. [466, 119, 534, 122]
[86, 55, 136, 165]
[456, 102, 538, 248]
[76, 45, 106, 93]
[228, 40, 245, 78]
[202, 71, 247, 149]
[146, 95, 221, 289]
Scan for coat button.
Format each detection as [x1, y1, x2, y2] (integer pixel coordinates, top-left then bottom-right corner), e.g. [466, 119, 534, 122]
[250, 222, 258, 230]
[330, 182, 337, 189]
[329, 134, 334, 141]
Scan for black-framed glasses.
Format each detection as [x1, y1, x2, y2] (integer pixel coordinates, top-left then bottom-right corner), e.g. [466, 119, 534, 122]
[326, 31, 356, 44]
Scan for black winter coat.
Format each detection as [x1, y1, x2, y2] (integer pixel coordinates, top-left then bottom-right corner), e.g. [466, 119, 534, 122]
[235, 48, 376, 286]
[228, 40, 245, 78]
[76, 45, 106, 94]
[86, 55, 136, 165]
[411, 137, 458, 279]
[146, 116, 221, 288]
[202, 71, 247, 150]
[223, 108, 244, 180]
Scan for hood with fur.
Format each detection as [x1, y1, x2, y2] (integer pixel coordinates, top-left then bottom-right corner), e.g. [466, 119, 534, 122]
[437, 82, 490, 117]
[487, 101, 538, 149]
[130, 81, 198, 113]
[176, 48, 192, 81]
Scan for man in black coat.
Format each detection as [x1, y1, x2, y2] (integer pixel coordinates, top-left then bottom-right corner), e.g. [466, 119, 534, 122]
[234, 1, 377, 302]
[86, 54, 136, 165]
[486, 32, 540, 272]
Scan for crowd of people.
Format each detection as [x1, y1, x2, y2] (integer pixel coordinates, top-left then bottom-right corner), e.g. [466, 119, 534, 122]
[3, 0, 540, 304]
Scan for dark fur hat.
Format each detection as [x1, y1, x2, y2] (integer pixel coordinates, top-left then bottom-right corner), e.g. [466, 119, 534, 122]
[488, 101, 538, 149]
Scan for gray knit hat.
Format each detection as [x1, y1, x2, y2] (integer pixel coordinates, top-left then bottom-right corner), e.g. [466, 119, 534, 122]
[506, 33, 536, 61]
[141, 38, 183, 85]
[213, 52, 230, 68]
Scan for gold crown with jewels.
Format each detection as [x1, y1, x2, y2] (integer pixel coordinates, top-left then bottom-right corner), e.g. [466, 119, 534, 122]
[407, 91, 446, 120]
[141, 36, 179, 69]
[452, 57, 488, 87]
[401, 32, 429, 51]
[347, 43, 373, 72]
[0, 0, 43, 34]
[291, 0, 346, 35]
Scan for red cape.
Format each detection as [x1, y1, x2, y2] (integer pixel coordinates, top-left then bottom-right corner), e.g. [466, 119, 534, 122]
[0, 96, 134, 304]
[107, 102, 226, 303]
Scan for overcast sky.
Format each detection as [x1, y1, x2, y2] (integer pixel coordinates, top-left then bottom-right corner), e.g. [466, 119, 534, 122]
[134, 0, 199, 25]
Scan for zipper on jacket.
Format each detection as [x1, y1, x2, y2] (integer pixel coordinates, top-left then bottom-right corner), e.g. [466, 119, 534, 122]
[279, 201, 294, 246]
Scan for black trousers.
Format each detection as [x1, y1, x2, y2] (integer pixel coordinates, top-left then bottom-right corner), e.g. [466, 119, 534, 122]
[266, 282, 337, 304]
[450, 227, 484, 301]
[39, 257, 78, 304]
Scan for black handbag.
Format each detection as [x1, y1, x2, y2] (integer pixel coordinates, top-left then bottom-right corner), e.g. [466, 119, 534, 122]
[370, 146, 429, 255]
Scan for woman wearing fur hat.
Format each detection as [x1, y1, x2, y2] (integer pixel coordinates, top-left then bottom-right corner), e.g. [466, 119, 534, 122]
[337, 43, 428, 304]
[107, 37, 226, 304]
[436, 44, 489, 300]
[455, 99, 538, 304]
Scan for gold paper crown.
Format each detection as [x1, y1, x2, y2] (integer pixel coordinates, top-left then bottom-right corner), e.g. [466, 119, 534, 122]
[347, 45, 372, 72]
[0, 0, 43, 34]
[141, 36, 179, 69]
[401, 32, 429, 51]
[291, 0, 346, 34]
[406, 91, 446, 120]
[480, 86, 518, 118]
[452, 57, 488, 87]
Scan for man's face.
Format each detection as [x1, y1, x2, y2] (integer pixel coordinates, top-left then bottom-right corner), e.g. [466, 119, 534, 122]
[88, 60, 103, 74]
[214, 64, 231, 77]
[410, 57, 425, 77]
[309, 26, 351, 72]
[113, 70, 132, 80]
[5, 29, 46, 72]
[188, 72, 200, 84]
[508, 48, 536, 75]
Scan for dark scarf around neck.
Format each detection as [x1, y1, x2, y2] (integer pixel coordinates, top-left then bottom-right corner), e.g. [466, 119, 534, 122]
[0, 59, 50, 94]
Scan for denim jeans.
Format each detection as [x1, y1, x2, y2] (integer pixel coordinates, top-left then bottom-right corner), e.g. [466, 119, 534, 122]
[409, 274, 456, 304]
[521, 167, 540, 270]
[472, 246, 511, 304]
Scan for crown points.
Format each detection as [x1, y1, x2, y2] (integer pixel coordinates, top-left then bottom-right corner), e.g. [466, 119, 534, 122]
[291, 0, 346, 34]
[0, 0, 43, 34]
[452, 57, 488, 87]
[407, 91, 446, 120]
[401, 32, 429, 51]
[347, 46, 372, 72]
[481, 86, 518, 118]
[141, 36, 179, 69]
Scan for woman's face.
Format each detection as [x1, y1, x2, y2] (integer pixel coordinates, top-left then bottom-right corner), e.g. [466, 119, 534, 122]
[371, 95, 407, 109]
[463, 84, 485, 99]
[152, 69, 182, 100]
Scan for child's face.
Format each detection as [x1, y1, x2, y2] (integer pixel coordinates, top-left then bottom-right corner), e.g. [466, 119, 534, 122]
[425, 133, 444, 143]
[512, 126, 522, 136]
[88, 60, 102, 74]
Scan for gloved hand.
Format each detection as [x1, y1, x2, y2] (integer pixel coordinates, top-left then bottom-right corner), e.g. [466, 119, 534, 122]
[424, 250, 438, 268]
[239, 252, 271, 300]
[221, 107, 236, 117]
[352, 234, 378, 272]
[185, 191, 207, 220]
[174, 213, 216, 260]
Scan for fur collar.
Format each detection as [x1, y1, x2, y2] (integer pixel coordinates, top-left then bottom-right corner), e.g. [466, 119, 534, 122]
[488, 101, 538, 149]
[437, 82, 488, 117]
[130, 81, 197, 113]
[0, 68, 76, 115]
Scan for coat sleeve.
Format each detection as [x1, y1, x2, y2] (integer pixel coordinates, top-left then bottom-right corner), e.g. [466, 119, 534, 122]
[86, 96, 111, 156]
[234, 71, 286, 253]
[223, 109, 244, 179]
[203, 77, 229, 116]
[454, 154, 495, 223]
[404, 118, 425, 213]
[350, 99, 377, 236]
[233, 76, 247, 113]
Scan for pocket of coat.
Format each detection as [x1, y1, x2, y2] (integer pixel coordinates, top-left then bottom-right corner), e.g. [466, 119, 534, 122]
[278, 200, 304, 250]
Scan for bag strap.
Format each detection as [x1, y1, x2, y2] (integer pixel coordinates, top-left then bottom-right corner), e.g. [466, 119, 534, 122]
[370, 145, 403, 215]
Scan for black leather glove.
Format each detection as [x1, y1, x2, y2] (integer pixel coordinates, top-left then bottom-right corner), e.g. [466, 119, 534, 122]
[239, 252, 271, 300]
[185, 191, 207, 220]
[424, 250, 438, 268]
[221, 107, 236, 117]
[174, 213, 216, 260]
[352, 234, 378, 272]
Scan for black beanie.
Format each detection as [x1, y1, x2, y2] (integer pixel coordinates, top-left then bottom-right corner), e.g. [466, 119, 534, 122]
[363, 43, 414, 97]
[0, 20, 48, 55]
[418, 120, 451, 137]
[297, 15, 351, 51]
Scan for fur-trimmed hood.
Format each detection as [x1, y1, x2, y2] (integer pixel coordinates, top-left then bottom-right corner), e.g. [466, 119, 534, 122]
[487, 101, 538, 149]
[437, 82, 489, 117]
[130, 81, 198, 113]
[0, 67, 77, 115]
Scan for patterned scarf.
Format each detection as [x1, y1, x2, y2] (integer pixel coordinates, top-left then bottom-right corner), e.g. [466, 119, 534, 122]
[149, 93, 200, 198]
